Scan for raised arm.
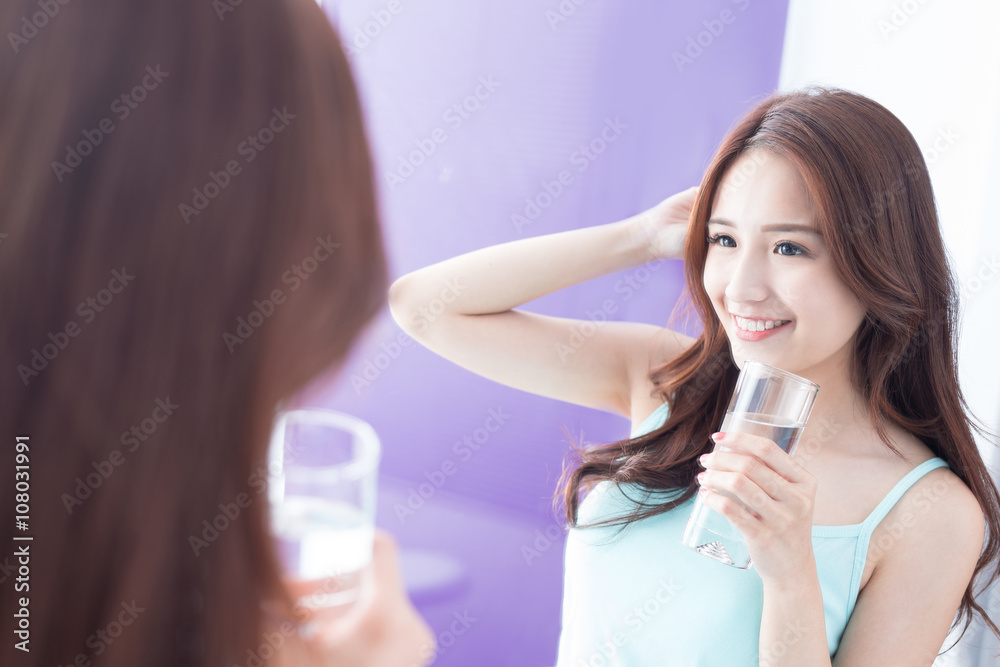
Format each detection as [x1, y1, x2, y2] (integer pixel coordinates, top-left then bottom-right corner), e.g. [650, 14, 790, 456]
[388, 187, 698, 419]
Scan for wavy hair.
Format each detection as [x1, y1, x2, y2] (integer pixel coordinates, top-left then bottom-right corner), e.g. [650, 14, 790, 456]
[555, 87, 1000, 650]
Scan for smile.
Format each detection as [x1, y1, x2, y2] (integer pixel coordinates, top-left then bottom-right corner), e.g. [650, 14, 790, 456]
[731, 315, 792, 341]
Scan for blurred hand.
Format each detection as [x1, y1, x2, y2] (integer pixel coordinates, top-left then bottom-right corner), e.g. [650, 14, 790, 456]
[310, 530, 435, 667]
[628, 185, 699, 261]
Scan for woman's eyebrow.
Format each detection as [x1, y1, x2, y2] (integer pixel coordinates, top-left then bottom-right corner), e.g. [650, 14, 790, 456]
[707, 217, 821, 236]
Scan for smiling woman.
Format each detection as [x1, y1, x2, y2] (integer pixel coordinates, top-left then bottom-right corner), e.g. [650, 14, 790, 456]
[390, 85, 1000, 665]
[553, 87, 1000, 665]
[702, 149, 868, 380]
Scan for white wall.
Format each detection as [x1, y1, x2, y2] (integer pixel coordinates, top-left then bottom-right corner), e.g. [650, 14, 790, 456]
[779, 1, 1000, 664]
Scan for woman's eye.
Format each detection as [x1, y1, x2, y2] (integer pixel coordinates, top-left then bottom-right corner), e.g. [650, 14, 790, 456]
[775, 241, 806, 256]
[706, 234, 736, 248]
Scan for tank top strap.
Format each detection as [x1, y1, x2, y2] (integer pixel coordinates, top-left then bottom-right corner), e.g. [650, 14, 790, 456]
[859, 457, 950, 533]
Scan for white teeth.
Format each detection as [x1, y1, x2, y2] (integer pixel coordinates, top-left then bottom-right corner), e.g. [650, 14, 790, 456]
[734, 316, 789, 332]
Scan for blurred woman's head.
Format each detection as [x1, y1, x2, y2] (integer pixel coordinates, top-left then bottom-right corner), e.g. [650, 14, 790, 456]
[0, 0, 385, 664]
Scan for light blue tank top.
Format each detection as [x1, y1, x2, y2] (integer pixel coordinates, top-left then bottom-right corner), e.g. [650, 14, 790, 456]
[556, 401, 950, 665]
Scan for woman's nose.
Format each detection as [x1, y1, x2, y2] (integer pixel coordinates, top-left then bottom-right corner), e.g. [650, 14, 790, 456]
[724, 251, 770, 304]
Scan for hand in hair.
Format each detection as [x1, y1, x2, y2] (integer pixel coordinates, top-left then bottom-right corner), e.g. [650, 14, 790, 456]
[627, 185, 699, 261]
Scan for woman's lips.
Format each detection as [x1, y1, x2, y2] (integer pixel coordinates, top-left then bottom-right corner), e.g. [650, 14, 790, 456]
[731, 316, 793, 341]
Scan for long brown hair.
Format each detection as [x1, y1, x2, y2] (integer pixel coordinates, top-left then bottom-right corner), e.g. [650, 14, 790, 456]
[556, 87, 1000, 648]
[0, 0, 386, 665]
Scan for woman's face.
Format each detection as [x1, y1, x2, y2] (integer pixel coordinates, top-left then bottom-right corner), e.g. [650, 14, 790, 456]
[702, 149, 867, 384]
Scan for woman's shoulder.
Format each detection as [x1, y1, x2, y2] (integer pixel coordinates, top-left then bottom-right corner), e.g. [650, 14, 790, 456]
[864, 461, 984, 615]
[891, 460, 984, 544]
[871, 435, 984, 575]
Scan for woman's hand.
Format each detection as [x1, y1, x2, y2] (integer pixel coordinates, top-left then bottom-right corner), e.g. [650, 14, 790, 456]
[302, 530, 436, 667]
[627, 185, 699, 261]
[696, 431, 819, 584]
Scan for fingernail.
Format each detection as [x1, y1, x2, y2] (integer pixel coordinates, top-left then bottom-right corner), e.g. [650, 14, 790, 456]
[698, 454, 710, 466]
[711, 432, 725, 442]
[696, 472, 706, 482]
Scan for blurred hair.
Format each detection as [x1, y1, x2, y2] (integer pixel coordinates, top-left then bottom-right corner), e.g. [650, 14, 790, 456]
[555, 86, 1000, 652]
[0, 0, 386, 664]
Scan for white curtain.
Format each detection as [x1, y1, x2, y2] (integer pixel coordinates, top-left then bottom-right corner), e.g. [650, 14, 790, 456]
[778, 1, 1000, 664]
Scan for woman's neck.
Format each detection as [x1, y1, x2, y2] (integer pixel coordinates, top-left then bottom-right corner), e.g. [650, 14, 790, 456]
[793, 358, 879, 462]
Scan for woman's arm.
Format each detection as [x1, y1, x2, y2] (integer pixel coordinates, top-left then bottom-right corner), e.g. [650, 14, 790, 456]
[829, 470, 984, 666]
[388, 188, 697, 417]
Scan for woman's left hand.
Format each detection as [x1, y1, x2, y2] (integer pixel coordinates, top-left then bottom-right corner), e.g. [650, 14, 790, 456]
[696, 431, 819, 583]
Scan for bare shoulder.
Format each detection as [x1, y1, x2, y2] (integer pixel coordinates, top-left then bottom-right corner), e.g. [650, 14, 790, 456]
[879, 463, 985, 572]
[836, 460, 986, 664]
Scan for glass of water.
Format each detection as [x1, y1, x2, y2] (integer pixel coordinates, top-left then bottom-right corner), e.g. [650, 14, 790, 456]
[681, 360, 819, 569]
[268, 408, 380, 625]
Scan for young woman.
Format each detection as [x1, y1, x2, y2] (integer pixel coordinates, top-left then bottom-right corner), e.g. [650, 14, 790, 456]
[0, 0, 431, 665]
[389, 88, 1000, 664]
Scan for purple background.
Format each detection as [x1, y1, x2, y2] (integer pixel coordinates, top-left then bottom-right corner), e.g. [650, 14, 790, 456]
[304, 1, 790, 664]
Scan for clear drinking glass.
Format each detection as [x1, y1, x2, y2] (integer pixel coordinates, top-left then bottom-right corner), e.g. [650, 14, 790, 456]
[681, 360, 819, 569]
[268, 408, 380, 624]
